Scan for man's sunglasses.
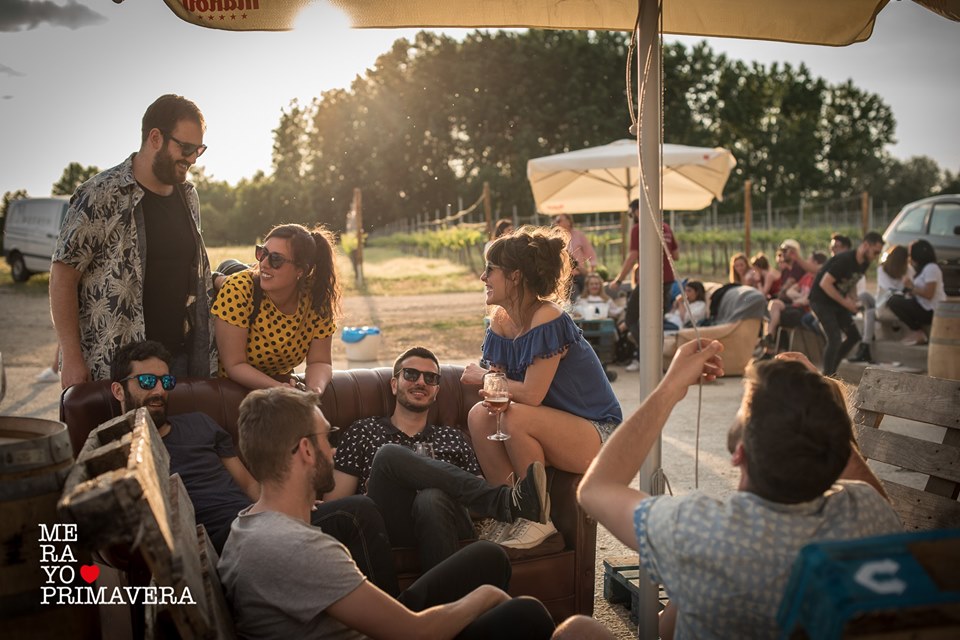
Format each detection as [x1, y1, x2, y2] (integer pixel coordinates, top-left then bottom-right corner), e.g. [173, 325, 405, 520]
[398, 367, 441, 386]
[290, 427, 341, 454]
[162, 131, 207, 158]
[256, 244, 296, 269]
[122, 374, 177, 391]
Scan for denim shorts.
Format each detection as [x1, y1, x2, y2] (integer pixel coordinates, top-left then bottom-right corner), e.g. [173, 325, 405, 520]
[592, 420, 619, 444]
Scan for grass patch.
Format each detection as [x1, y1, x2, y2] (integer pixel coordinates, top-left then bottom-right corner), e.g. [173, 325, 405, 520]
[207, 244, 481, 296]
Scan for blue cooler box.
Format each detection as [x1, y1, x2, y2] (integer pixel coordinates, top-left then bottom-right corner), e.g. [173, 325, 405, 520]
[777, 529, 960, 639]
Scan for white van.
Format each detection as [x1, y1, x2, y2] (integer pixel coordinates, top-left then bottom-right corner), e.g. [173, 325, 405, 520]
[3, 196, 69, 282]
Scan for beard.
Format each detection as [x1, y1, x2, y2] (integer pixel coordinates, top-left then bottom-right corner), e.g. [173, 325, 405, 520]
[312, 449, 336, 497]
[152, 145, 187, 185]
[129, 390, 168, 429]
[396, 387, 433, 414]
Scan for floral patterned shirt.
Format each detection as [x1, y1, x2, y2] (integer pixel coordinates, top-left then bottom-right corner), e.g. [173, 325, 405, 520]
[52, 154, 217, 380]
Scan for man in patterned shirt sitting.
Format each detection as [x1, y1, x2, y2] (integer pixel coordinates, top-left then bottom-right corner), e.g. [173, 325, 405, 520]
[577, 343, 902, 639]
[324, 346, 550, 570]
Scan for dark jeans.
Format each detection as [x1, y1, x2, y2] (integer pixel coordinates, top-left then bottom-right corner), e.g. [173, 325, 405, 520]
[310, 495, 399, 596]
[366, 444, 514, 571]
[887, 295, 933, 331]
[626, 284, 673, 345]
[397, 541, 555, 640]
[626, 286, 640, 343]
[810, 300, 859, 376]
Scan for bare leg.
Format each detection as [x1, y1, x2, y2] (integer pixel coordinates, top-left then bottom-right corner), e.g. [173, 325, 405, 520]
[766, 299, 785, 344]
[660, 601, 677, 640]
[552, 615, 615, 639]
[468, 401, 602, 483]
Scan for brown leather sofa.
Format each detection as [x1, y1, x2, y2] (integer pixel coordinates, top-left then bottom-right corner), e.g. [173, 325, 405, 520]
[60, 364, 596, 621]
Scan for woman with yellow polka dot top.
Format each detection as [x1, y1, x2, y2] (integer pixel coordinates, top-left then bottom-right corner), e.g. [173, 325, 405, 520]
[211, 223, 341, 394]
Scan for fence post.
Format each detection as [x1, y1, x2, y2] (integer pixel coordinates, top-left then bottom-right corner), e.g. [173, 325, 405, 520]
[352, 188, 364, 287]
[744, 179, 752, 256]
[483, 182, 492, 238]
[798, 197, 804, 228]
[861, 191, 870, 236]
[766, 193, 772, 230]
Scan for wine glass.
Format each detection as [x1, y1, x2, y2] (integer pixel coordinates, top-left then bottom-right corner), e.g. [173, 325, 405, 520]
[483, 372, 511, 441]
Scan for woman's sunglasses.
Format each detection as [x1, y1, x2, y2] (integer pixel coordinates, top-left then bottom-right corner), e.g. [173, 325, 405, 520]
[255, 244, 296, 270]
[122, 373, 177, 391]
[399, 367, 441, 386]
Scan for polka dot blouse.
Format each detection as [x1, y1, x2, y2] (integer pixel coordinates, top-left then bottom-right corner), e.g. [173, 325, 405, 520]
[211, 271, 336, 377]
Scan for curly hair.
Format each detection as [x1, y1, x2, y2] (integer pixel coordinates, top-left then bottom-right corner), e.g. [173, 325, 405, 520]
[486, 225, 572, 304]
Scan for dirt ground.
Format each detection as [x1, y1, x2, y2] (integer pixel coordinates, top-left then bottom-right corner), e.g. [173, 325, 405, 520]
[1, 283, 747, 638]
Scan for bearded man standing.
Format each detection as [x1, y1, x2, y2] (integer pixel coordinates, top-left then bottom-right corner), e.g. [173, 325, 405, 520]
[52, 94, 218, 388]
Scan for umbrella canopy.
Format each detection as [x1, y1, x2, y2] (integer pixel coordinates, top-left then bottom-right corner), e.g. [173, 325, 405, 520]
[161, 1, 958, 43]
[528, 140, 736, 214]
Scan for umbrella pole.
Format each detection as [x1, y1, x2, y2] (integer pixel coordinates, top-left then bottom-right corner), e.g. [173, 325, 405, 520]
[636, 0, 664, 638]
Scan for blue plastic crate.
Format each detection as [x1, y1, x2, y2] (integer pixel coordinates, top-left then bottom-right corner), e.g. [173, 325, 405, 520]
[777, 529, 960, 639]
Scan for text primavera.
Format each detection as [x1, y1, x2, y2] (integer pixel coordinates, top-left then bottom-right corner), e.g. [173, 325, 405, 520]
[43, 586, 195, 605]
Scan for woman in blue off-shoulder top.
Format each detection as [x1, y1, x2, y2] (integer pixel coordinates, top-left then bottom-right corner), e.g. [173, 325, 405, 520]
[461, 226, 622, 547]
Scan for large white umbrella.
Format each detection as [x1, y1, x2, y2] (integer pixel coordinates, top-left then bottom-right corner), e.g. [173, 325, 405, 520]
[528, 139, 736, 214]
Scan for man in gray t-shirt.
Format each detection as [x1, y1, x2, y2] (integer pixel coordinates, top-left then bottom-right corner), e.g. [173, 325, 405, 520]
[219, 386, 556, 639]
[578, 344, 902, 640]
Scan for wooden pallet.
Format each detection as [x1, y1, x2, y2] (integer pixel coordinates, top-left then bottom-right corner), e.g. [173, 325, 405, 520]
[602, 555, 667, 626]
[57, 408, 234, 639]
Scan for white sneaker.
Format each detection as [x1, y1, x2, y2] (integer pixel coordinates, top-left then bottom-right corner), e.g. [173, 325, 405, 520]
[498, 518, 557, 550]
[625, 360, 640, 372]
[475, 518, 513, 543]
[35, 367, 60, 383]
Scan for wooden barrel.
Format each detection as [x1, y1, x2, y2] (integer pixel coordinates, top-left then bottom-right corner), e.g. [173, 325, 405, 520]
[928, 301, 960, 381]
[0, 417, 98, 638]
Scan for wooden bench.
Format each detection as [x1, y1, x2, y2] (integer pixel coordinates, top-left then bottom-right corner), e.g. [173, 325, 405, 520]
[852, 367, 960, 531]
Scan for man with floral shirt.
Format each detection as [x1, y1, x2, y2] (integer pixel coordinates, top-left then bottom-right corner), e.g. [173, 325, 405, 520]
[51, 94, 217, 388]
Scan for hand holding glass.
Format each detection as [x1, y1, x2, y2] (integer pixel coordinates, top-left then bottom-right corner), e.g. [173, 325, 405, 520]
[483, 372, 511, 441]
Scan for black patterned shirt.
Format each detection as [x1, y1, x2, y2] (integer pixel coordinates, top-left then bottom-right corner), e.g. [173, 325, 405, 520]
[334, 417, 482, 493]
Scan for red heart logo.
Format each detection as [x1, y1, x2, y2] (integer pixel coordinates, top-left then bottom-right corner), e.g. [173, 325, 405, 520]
[80, 564, 99, 584]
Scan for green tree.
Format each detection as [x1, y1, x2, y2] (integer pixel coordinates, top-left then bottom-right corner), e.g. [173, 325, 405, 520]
[52, 162, 100, 196]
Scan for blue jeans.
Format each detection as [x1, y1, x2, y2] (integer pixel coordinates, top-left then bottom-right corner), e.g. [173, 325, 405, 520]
[365, 444, 515, 571]
[398, 541, 555, 639]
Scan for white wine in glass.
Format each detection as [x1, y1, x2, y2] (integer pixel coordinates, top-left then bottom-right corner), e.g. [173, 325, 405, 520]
[483, 372, 511, 441]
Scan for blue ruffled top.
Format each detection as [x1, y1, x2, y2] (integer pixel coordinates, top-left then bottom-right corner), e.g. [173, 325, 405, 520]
[482, 313, 622, 424]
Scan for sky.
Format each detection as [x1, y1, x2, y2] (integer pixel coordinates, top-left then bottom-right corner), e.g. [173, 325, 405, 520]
[0, 0, 957, 201]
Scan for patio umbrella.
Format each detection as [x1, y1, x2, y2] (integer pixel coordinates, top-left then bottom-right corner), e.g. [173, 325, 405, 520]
[528, 139, 736, 214]
[160, 1, 958, 40]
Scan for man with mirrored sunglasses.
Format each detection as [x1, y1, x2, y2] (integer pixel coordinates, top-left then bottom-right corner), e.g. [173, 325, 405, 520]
[51, 94, 219, 391]
[326, 346, 550, 572]
[110, 340, 399, 595]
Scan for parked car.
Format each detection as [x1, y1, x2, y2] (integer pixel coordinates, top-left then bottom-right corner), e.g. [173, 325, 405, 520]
[882, 194, 960, 296]
[2, 196, 69, 282]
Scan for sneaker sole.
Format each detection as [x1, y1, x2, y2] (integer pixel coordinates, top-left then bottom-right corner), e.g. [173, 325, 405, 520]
[500, 522, 557, 549]
[530, 462, 549, 525]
